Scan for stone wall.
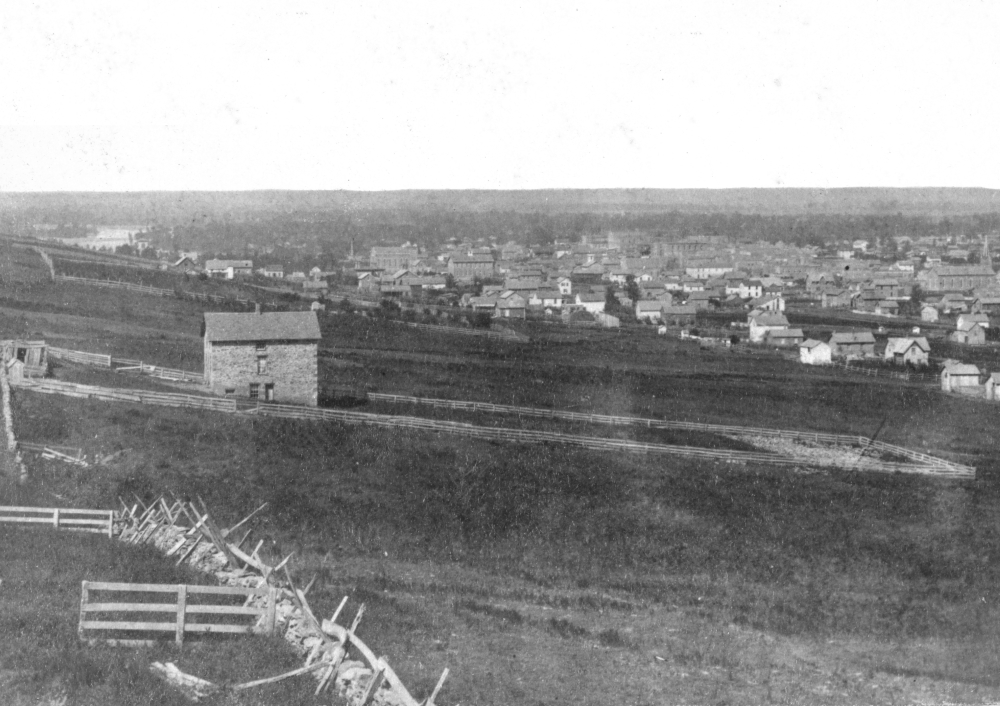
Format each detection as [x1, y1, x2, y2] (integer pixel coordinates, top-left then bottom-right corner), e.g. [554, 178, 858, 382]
[205, 341, 317, 406]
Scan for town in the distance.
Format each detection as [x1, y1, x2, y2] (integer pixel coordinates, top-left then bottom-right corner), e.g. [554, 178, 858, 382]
[29, 220, 1000, 398]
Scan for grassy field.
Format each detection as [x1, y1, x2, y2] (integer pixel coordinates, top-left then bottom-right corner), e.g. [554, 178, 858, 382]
[6, 391, 1000, 703]
[3, 241, 1000, 703]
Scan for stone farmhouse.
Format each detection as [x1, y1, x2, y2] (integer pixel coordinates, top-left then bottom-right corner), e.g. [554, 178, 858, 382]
[203, 311, 321, 406]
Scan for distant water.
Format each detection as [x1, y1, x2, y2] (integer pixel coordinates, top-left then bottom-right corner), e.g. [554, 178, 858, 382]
[40, 226, 146, 251]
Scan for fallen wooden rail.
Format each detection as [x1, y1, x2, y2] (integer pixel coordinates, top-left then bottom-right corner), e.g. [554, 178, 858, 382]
[79, 581, 278, 646]
[0, 505, 113, 537]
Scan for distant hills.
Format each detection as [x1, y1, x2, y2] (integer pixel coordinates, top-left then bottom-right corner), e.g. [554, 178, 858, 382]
[3, 187, 1000, 223]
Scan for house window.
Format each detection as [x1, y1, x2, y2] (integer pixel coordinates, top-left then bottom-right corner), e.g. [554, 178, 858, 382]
[264, 383, 274, 402]
[257, 356, 268, 374]
[16, 348, 26, 362]
[255, 342, 267, 352]
[249, 383, 260, 399]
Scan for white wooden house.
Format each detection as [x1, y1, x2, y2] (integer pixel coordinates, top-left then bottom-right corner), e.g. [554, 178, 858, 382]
[883, 337, 930, 367]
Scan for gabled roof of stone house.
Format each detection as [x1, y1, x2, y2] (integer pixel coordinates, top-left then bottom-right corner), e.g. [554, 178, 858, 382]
[204, 311, 320, 343]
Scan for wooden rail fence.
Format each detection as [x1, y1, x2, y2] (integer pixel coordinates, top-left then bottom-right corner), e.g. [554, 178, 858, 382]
[366, 393, 975, 477]
[0, 505, 114, 537]
[79, 581, 278, 646]
[12, 378, 974, 477]
[53, 274, 254, 306]
[47, 346, 205, 383]
[392, 319, 528, 342]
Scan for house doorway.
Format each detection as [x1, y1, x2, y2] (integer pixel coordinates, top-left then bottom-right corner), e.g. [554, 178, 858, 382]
[264, 383, 275, 402]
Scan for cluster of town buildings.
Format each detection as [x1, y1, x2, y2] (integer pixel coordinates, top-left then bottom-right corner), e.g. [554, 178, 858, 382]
[346, 233, 1000, 335]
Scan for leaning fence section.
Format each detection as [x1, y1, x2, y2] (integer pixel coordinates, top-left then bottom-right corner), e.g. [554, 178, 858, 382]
[0, 505, 114, 537]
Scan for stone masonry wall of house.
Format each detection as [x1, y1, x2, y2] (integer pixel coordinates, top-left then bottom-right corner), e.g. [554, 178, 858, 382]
[206, 341, 317, 406]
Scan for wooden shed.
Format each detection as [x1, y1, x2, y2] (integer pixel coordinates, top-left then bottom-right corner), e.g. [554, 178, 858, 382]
[941, 363, 981, 393]
[1, 339, 47, 378]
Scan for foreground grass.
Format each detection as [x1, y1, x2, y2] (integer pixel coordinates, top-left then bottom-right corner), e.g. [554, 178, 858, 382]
[0, 525, 317, 706]
[9, 390, 1000, 703]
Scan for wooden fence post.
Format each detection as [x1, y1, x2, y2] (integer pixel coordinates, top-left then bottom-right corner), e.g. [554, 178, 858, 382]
[265, 586, 277, 636]
[78, 581, 89, 642]
[53, 508, 60, 529]
[108, 510, 114, 539]
[176, 584, 187, 646]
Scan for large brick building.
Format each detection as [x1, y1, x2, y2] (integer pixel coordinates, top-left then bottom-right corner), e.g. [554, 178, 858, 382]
[203, 311, 321, 406]
[448, 254, 496, 282]
[921, 265, 997, 292]
[370, 246, 420, 271]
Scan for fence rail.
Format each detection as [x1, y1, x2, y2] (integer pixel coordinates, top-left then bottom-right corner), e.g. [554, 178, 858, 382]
[47, 346, 205, 383]
[47, 346, 112, 368]
[53, 274, 254, 306]
[366, 393, 975, 476]
[13, 378, 974, 477]
[392, 319, 528, 342]
[79, 580, 278, 646]
[0, 505, 113, 537]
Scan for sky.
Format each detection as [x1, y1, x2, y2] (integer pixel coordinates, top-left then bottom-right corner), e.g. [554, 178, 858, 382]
[0, 1, 998, 192]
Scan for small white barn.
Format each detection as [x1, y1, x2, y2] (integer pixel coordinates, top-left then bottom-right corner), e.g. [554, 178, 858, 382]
[986, 373, 1000, 401]
[941, 363, 981, 393]
[799, 339, 832, 365]
[920, 304, 939, 322]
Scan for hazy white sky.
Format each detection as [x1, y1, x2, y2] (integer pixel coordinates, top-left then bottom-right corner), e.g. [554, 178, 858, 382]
[1, 1, 998, 191]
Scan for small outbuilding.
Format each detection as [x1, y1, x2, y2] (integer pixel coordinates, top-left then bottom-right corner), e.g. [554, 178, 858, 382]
[1, 339, 47, 378]
[941, 363, 981, 393]
[985, 373, 1000, 401]
[799, 339, 832, 365]
[920, 304, 940, 322]
[952, 321, 987, 346]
